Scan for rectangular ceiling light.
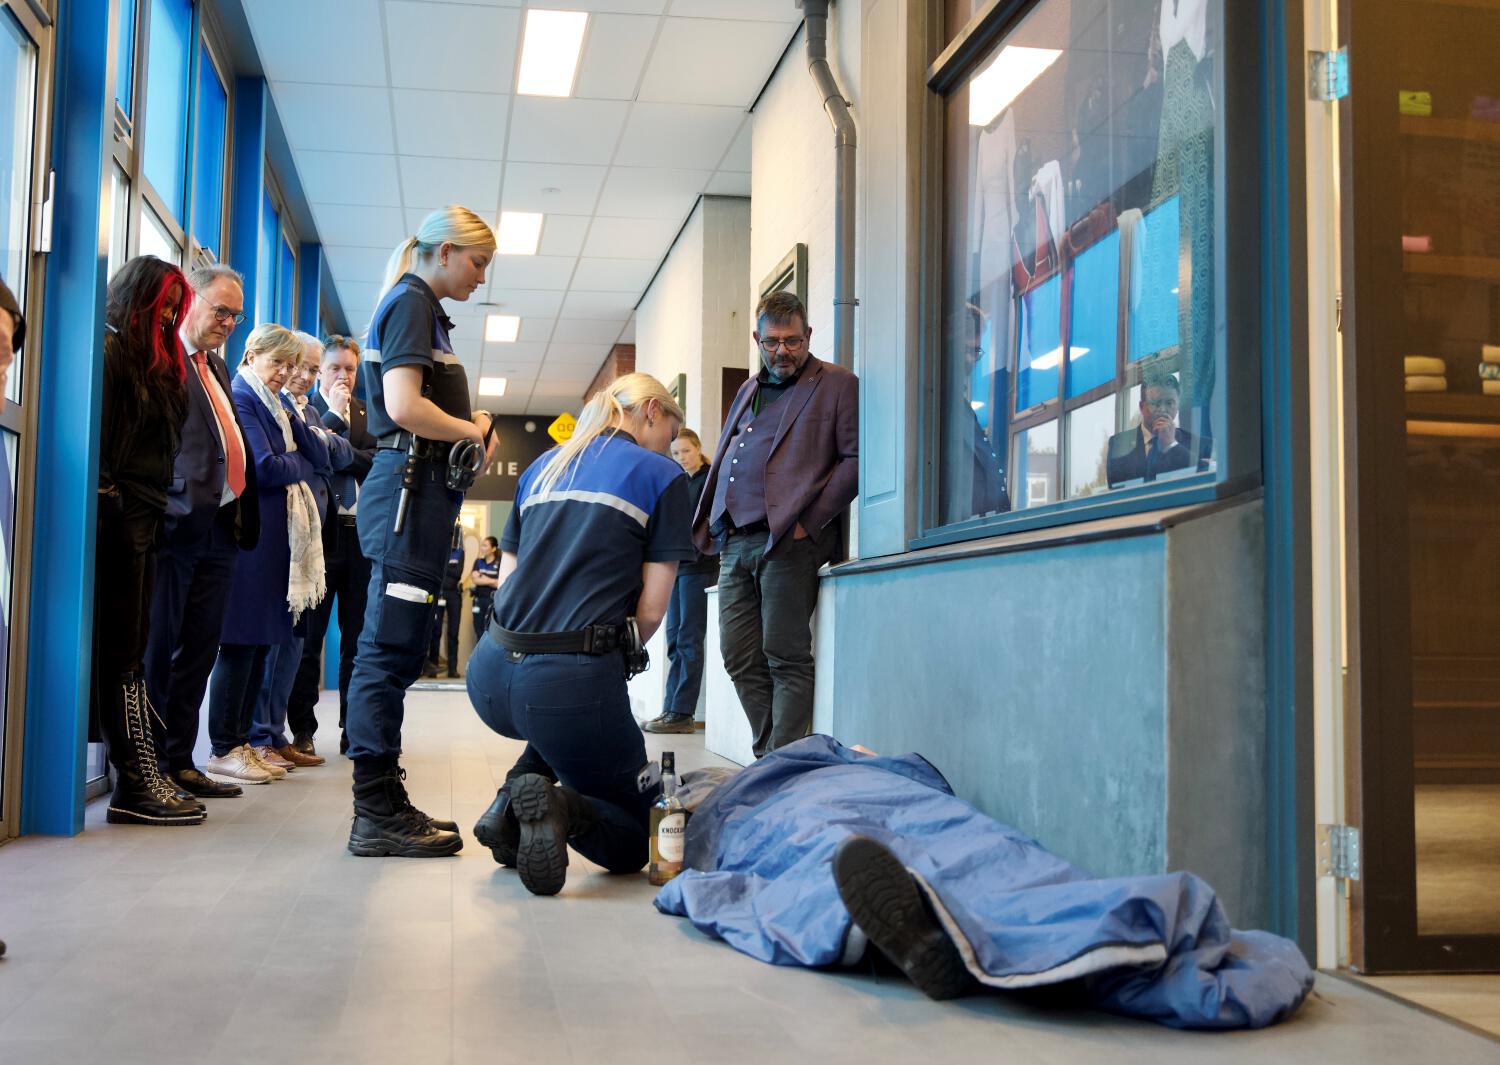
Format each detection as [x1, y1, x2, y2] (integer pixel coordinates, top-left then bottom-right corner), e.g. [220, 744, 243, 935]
[968, 46, 1063, 127]
[479, 376, 509, 397]
[496, 211, 544, 256]
[517, 9, 589, 98]
[485, 314, 520, 343]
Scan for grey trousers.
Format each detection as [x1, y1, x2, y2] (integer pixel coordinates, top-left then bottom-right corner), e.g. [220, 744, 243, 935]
[716, 529, 824, 758]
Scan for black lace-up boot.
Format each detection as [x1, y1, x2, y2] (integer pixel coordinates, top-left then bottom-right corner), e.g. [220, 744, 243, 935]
[389, 767, 459, 833]
[348, 764, 462, 858]
[509, 774, 596, 896]
[105, 678, 205, 826]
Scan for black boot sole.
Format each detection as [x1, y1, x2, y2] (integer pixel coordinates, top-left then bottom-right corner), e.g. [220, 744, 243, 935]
[347, 827, 463, 858]
[106, 805, 205, 826]
[473, 793, 519, 868]
[511, 774, 568, 895]
[832, 836, 974, 1001]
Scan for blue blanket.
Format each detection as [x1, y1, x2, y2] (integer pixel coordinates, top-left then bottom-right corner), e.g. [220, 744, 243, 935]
[655, 736, 1313, 1029]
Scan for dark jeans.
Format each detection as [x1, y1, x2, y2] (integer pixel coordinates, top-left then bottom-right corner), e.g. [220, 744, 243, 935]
[428, 588, 461, 667]
[663, 569, 715, 718]
[207, 643, 270, 757]
[717, 529, 824, 758]
[288, 516, 370, 742]
[345, 450, 462, 764]
[471, 591, 494, 641]
[91, 496, 160, 770]
[249, 633, 302, 749]
[145, 505, 241, 772]
[467, 637, 651, 873]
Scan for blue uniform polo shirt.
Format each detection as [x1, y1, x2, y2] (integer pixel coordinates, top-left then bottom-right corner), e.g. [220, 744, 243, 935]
[361, 272, 471, 439]
[495, 429, 694, 633]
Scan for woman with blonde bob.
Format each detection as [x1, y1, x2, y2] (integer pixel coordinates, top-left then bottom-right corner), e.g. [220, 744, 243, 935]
[345, 204, 498, 858]
[467, 373, 694, 895]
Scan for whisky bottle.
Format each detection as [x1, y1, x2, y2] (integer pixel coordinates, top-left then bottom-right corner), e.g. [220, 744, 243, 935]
[648, 751, 688, 886]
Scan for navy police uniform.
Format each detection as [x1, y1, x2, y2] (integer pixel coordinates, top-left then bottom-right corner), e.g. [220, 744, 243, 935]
[470, 554, 500, 638]
[345, 273, 472, 766]
[466, 428, 694, 872]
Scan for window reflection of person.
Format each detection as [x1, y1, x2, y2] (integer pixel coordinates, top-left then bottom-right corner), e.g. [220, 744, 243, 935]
[961, 303, 1010, 516]
[1105, 374, 1212, 487]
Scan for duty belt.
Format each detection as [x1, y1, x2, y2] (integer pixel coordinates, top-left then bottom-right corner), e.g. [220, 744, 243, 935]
[489, 619, 628, 655]
[375, 431, 444, 460]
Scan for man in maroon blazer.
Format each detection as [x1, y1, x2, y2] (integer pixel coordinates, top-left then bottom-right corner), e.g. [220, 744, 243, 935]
[692, 291, 859, 757]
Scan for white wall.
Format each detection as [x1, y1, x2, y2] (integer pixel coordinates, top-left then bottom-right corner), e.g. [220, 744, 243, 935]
[634, 203, 705, 419]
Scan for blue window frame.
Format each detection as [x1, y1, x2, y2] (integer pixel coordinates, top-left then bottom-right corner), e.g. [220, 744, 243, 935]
[256, 187, 277, 326]
[278, 238, 296, 324]
[191, 42, 226, 257]
[142, 0, 193, 222]
[115, 0, 137, 117]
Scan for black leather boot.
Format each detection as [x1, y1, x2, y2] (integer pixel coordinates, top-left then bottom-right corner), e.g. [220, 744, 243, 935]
[348, 765, 462, 858]
[105, 678, 205, 827]
[390, 767, 459, 833]
[473, 785, 519, 867]
[509, 774, 595, 896]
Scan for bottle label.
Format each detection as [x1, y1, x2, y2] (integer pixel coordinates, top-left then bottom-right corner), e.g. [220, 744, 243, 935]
[657, 812, 686, 863]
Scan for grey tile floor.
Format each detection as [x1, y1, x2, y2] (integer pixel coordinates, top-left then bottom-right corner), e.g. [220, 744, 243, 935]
[1, 690, 1497, 1065]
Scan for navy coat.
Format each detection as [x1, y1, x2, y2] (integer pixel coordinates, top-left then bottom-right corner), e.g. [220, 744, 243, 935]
[219, 376, 328, 646]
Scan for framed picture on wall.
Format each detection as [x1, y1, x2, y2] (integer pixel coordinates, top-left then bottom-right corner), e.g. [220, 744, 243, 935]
[760, 242, 808, 306]
[668, 372, 685, 408]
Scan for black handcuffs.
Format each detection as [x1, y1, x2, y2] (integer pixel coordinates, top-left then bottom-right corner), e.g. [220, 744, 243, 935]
[446, 410, 496, 492]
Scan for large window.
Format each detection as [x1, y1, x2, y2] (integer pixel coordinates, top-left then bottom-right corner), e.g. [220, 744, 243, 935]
[932, 0, 1226, 534]
[191, 42, 227, 258]
[115, 0, 138, 119]
[142, 0, 193, 223]
[1, 9, 36, 405]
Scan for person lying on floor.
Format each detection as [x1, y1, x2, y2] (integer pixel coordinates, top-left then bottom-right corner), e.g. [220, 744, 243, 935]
[653, 734, 1314, 1030]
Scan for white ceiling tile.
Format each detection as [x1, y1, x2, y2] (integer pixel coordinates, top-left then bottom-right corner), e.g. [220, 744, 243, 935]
[336, 280, 387, 311]
[574, 14, 658, 100]
[551, 317, 628, 344]
[721, 116, 752, 170]
[638, 18, 792, 107]
[546, 342, 612, 364]
[271, 84, 393, 153]
[507, 98, 630, 166]
[385, 3, 521, 92]
[532, 379, 596, 399]
[618, 317, 636, 342]
[310, 204, 406, 247]
[399, 157, 504, 211]
[674, 0, 802, 21]
[583, 216, 680, 260]
[246, 0, 387, 86]
[614, 103, 744, 170]
[297, 151, 403, 207]
[393, 91, 510, 160]
[569, 256, 658, 292]
[518, 317, 555, 343]
[537, 214, 591, 257]
[451, 336, 484, 361]
[502, 163, 608, 215]
[323, 245, 395, 284]
[595, 166, 708, 220]
[487, 395, 534, 415]
[483, 289, 566, 317]
[534, 0, 665, 13]
[489, 255, 578, 290]
[705, 171, 751, 196]
[560, 290, 639, 319]
[480, 341, 548, 365]
[403, 205, 499, 235]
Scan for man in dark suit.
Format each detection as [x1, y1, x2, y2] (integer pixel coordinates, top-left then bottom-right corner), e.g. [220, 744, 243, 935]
[692, 290, 859, 758]
[145, 264, 260, 800]
[1106, 373, 1212, 487]
[287, 334, 376, 755]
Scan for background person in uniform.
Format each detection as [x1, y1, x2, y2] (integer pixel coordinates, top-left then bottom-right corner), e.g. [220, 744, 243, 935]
[469, 535, 501, 638]
[90, 257, 205, 826]
[1105, 373, 1212, 487]
[204, 325, 329, 785]
[642, 427, 717, 735]
[288, 334, 375, 757]
[247, 332, 353, 769]
[692, 291, 859, 758]
[466, 373, 692, 895]
[424, 522, 464, 678]
[144, 264, 259, 802]
[344, 205, 497, 858]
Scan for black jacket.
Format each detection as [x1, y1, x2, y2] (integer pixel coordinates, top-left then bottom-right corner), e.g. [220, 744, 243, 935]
[164, 347, 259, 550]
[1105, 426, 1213, 487]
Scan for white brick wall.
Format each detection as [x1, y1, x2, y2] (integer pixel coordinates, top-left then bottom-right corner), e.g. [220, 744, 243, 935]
[635, 204, 705, 421]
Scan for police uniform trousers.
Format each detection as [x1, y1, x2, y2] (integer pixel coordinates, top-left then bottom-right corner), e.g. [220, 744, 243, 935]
[345, 450, 462, 764]
[428, 586, 462, 668]
[470, 590, 494, 640]
[467, 637, 651, 873]
[288, 514, 370, 743]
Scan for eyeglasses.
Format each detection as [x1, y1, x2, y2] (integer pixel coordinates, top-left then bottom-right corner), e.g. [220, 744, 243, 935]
[210, 305, 247, 325]
[758, 335, 807, 353]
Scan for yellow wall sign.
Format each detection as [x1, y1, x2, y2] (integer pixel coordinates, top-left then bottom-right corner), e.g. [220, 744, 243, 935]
[547, 412, 577, 444]
[1399, 90, 1432, 117]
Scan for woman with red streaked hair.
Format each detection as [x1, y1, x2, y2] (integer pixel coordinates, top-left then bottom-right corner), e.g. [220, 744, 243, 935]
[90, 255, 206, 826]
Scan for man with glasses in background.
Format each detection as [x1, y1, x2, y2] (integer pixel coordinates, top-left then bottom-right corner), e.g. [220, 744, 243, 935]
[145, 264, 261, 801]
[692, 290, 859, 758]
[1105, 373, 1212, 487]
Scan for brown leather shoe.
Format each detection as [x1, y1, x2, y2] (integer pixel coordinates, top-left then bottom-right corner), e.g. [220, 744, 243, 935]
[275, 744, 326, 767]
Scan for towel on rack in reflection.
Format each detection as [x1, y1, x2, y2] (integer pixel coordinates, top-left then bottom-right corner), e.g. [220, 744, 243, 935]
[1405, 375, 1449, 393]
[1405, 355, 1446, 375]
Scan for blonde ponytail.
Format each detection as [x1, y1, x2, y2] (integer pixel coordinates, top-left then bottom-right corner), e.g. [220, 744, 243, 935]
[378, 204, 498, 298]
[531, 373, 685, 498]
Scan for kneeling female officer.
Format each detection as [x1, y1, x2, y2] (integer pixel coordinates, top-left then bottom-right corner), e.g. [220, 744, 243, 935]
[466, 373, 693, 895]
[345, 205, 496, 858]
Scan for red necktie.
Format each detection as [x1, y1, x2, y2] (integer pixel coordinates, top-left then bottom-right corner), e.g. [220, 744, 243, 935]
[191, 352, 247, 498]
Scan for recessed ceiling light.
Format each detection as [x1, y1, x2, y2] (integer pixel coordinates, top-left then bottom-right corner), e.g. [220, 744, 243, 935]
[517, 9, 589, 98]
[496, 211, 544, 256]
[479, 376, 509, 397]
[968, 46, 1062, 127]
[485, 314, 520, 343]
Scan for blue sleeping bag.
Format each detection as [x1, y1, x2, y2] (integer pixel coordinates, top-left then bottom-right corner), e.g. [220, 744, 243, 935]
[654, 735, 1313, 1029]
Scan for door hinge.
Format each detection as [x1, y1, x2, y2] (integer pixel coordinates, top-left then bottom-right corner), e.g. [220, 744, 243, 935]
[1309, 48, 1350, 102]
[1317, 823, 1360, 880]
[35, 169, 55, 255]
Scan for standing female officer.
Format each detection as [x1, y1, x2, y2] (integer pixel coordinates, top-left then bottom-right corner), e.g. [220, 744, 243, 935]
[345, 205, 496, 858]
[466, 373, 693, 895]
